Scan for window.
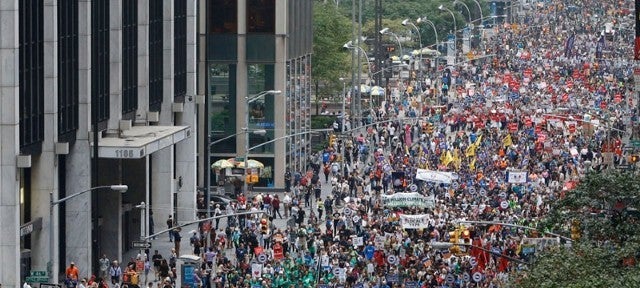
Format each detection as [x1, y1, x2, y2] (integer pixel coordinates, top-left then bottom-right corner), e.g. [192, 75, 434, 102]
[247, 0, 275, 33]
[247, 64, 275, 153]
[58, 0, 79, 143]
[19, 0, 45, 154]
[207, 0, 237, 33]
[174, 0, 187, 102]
[122, 0, 138, 119]
[208, 63, 237, 153]
[149, 0, 163, 111]
[91, 0, 110, 127]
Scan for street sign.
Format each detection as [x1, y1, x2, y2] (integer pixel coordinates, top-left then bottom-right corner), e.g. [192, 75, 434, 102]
[235, 157, 244, 162]
[617, 164, 631, 170]
[31, 271, 47, 277]
[132, 241, 152, 249]
[25, 276, 49, 283]
[631, 140, 640, 148]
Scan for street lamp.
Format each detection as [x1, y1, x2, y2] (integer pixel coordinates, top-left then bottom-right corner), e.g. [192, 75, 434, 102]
[379, 28, 403, 56]
[439, 5, 457, 34]
[343, 41, 372, 80]
[401, 19, 423, 77]
[453, 0, 472, 23]
[471, 0, 483, 23]
[416, 17, 439, 72]
[339, 77, 348, 173]
[439, 5, 458, 65]
[49, 185, 128, 284]
[244, 90, 281, 194]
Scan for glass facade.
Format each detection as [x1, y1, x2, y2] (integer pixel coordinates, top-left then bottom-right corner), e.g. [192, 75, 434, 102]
[203, 0, 313, 187]
[285, 56, 312, 172]
[247, 64, 275, 153]
[209, 63, 237, 154]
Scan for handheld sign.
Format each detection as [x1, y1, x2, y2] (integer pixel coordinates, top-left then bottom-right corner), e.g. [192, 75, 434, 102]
[257, 253, 268, 264]
[473, 272, 483, 282]
[469, 187, 477, 195]
[387, 255, 399, 265]
[409, 184, 418, 192]
[500, 201, 509, 209]
[446, 274, 455, 284]
[463, 272, 470, 282]
[469, 257, 478, 267]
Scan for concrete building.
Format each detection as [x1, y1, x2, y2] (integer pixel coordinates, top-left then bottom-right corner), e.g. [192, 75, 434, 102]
[0, 0, 198, 286]
[197, 0, 314, 192]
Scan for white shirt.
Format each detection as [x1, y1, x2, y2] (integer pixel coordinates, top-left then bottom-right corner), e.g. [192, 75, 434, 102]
[282, 194, 292, 205]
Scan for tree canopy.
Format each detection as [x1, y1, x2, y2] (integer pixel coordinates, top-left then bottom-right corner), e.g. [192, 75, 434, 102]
[312, 1, 352, 99]
[512, 171, 640, 287]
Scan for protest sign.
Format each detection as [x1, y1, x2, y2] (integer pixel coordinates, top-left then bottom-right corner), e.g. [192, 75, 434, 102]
[381, 192, 435, 208]
[415, 169, 454, 184]
[399, 214, 431, 229]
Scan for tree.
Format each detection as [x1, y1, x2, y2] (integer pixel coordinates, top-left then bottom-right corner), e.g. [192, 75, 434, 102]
[512, 171, 640, 287]
[312, 1, 352, 113]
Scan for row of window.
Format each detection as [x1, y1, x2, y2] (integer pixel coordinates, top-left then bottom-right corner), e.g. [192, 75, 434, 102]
[207, 0, 276, 34]
[18, 1, 186, 154]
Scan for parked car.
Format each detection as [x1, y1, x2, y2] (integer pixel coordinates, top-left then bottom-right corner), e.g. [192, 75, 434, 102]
[209, 194, 235, 210]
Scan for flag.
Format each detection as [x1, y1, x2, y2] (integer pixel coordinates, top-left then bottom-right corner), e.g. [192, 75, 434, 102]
[564, 34, 575, 58]
[503, 134, 513, 147]
[452, 149, 461, 171]
[596, 35, 605, 59]
[443, 151, 454, 167]
[469, 157, 476, 171]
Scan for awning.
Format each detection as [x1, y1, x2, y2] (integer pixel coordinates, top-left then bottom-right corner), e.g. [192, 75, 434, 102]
[96, 125, 191, 159]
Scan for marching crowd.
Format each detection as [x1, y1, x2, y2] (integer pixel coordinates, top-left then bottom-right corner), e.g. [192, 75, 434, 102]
[183, 1, 636, 288]
[74, 0, 637, 288]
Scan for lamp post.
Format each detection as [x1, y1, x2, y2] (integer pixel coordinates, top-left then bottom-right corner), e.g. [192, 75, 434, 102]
[244, 90, 281, 194]
[339, 77, 347, 174]
[439, 5, 457, 65]
[379, 28, 403, 56]
[49, 185, 128, 284]
[471, 0, 483, 23]
[401, 19, 423, 78]
[416, 17, 439, 72]
[453, 0, 472, 23]
[439, 5, 457, 34]
[343, 42, 372, 81]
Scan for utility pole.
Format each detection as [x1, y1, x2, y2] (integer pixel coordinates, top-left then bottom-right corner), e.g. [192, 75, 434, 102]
[374, 0, 383, 88]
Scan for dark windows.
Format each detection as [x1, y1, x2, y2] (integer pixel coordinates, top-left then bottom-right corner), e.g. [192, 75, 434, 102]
[207, 0, 237, 33]
[91, 0, 110, 127]
[122, 0, 138, 119]
[149, 0, 163, 112]
[58, 0, 79, 143]
[247, 0, 275, 33]
[19, 0, 45, 154]
[174, 0, 187, 102]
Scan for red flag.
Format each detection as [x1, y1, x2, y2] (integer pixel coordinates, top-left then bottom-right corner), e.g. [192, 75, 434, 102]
[497, 250, 510, 272]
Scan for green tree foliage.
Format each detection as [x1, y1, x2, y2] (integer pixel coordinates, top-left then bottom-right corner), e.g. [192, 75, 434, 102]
[512, 171, 640, 287]
[312, 1, 352, 100]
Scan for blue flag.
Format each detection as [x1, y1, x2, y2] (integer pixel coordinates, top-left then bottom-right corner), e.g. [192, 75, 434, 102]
[564, 34, 575, 57]
[595, 35, 605, 59]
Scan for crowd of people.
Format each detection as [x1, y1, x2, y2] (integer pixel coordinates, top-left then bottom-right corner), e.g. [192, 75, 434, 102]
[66, 0, 636, 288]
[185, 1, 636, 288]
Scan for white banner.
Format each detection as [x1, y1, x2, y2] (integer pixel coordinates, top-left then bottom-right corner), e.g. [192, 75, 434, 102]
[381, 192, 435, 208]
[415, 169, 454, 184]
[251, 263, 263, 279]
[399, 214, 431, 229]
[506, 171, 528, 183]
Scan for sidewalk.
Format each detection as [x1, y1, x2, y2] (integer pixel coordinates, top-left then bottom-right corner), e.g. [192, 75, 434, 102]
[121, 222, 201, 287]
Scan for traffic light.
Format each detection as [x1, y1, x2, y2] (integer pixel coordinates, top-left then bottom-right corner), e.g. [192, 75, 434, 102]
[571, 219, 581, 240]
[630, 155, 639, 163]
[462, 228, 471, 244]
[329, 134, 337, 147]
[260, 218, 269, 235]
[449, 229, 461, 254]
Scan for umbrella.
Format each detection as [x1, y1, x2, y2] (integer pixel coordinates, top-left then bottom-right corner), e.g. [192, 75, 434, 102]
[236, 159, 264, 169]
[211, 159, 234, 169]
[370, 86, 386, 96]
[411, 47, 441, 56]
[355, 84, 371, 93]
